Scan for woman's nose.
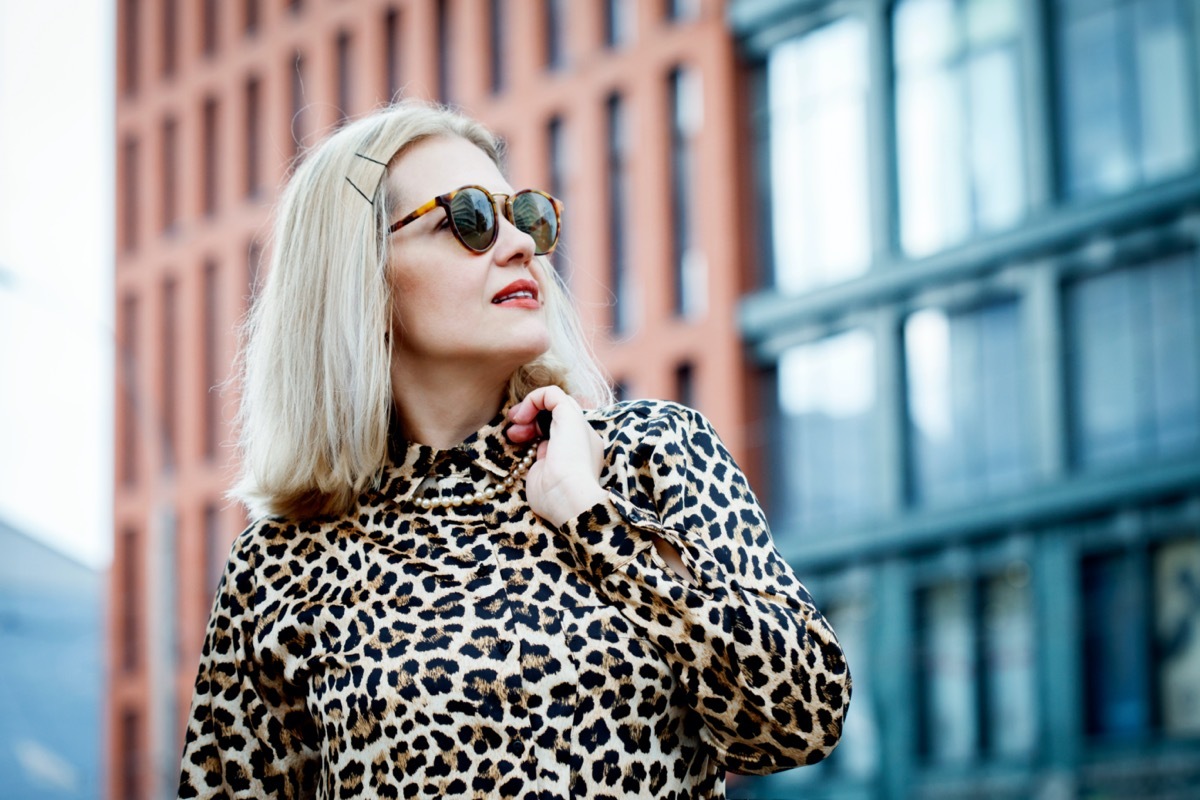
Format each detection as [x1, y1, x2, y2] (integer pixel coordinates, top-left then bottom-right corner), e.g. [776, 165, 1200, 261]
[493, 212, 535, 266]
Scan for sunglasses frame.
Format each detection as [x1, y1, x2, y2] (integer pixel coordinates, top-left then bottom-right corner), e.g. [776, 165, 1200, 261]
[388, 185, 563, 256]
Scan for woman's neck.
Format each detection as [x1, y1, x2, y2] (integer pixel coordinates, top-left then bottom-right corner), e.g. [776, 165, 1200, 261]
[391, 364, 510, 449]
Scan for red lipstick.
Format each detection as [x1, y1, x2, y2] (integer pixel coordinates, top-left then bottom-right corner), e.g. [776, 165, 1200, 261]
[492, 279, 540, 309]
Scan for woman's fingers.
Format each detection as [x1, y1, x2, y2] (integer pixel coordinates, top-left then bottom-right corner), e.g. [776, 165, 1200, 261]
[505, 387, 607, 526]
[506, 386, 572, 442]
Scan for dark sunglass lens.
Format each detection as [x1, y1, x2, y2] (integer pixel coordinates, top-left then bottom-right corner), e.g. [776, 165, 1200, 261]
[512, 192, 558, 255]
[450, 188, 497, 251]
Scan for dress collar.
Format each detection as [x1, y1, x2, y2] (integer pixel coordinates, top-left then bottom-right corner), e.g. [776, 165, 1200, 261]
[377, 402, 525, 504]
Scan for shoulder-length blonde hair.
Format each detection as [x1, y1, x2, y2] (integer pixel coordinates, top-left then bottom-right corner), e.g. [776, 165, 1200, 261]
[234, 100, 611, 520]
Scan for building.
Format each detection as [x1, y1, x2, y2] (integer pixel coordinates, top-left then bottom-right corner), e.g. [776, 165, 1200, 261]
[112, 0, 1200, 798]
[729, 0, 1200, 797]
[0, 518, 103, 799]
[110, 1, 748, 798]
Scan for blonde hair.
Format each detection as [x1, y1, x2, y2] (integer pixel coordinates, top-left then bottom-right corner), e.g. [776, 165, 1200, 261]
[234, 100, 612, 519]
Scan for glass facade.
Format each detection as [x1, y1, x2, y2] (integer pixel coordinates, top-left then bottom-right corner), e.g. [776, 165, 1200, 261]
[607, 94, 634, 334]
[1154, 536, 1200, 736]
[766, 18, 871, 292]
[1068, 253, 1200, 469]
[905, 300, 1031, 506]
[894, 0, 1027, 256]
[738, 0, 1200, 794]
[670, 67, 705, 317]
[981, 567, 1036, 757]
[918, 579, 977, 763]
[775, 330, 880, 534]
[1057, 0, 1197, 199]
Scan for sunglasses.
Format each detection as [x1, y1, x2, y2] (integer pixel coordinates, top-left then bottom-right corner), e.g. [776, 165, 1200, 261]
[389, 185, 563, 255]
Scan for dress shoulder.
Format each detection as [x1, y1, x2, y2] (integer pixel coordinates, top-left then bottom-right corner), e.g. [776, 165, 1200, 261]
[585, 398, 703, 435]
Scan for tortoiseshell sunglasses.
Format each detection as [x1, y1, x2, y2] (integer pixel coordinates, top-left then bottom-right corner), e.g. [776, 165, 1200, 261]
[388, 185, 563, 256]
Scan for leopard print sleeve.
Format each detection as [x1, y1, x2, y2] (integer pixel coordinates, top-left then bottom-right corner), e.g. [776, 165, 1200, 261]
[177, 525, 320, 799]
[563, 401, 851, 775]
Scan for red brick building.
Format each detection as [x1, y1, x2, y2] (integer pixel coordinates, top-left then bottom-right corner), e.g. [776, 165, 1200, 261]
[109, 1, 754, 796]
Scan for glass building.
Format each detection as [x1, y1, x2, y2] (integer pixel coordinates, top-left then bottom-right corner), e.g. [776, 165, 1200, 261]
[730, 0, 1200, 797]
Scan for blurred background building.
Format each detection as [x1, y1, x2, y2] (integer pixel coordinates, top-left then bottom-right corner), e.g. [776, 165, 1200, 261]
[110, 0, 1200, 798]
[1, 518, 102, 798]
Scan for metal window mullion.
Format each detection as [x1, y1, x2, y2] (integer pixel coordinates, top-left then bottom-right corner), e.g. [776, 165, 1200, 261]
[1026, 262, 1068, 482]
[867, 0, 899, 263]
[1190, 0, 1200, 143]
[971, 573, 990, 758]
[876, 558, 918, 800]
[1119, 0, 1148, 187]
[1019, 0, 1056, 209]
[874, 306, 907, 516]
[1036, 531, 1082, 772]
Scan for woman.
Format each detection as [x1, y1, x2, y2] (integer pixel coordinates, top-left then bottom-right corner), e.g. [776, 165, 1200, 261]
[178, 100, 849, 800]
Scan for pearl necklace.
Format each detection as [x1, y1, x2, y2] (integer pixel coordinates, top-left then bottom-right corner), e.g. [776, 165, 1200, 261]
[413, 446, 536, 510]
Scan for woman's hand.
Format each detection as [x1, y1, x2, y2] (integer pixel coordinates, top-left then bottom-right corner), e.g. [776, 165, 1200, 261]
[506, 386, 608, 527]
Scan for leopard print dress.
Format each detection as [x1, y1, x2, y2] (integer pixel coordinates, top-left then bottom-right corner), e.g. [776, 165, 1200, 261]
[177, 400, 850, 799]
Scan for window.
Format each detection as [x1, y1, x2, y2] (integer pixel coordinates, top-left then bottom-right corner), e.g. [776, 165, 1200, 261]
[545, 0, 567, 70]
[161, 278, 178, 472]
[161, 118, 178, 231]
[825, 596, 880, 777]
[120, 527, 141, 672]
[605, 0, 636, 48]
[161, 509, 180, 666]
[1154, 536, 1200, 735]
[385, 8, 403, 101]
[291, 51, 308, 158]
[893, 0, 1027, 256]
[245, 78, 261, 197]
[202, 98, 219, 215]
[666, 0, 700, 22]
[918, 579, 978, 763]
[203, 261, 220, 460]
[121, 0, 139, 94]
[162, 0, 177, 77]
[1056, 0, 1197, 199]
[981, 567, 1037, 756]
[1067, 253, 1200, 469]
[607, 94, 634, 334]
[489, 0, 505, 94]
[547, 115, 570, 277]
[675, 361, 695, 408]
[202, 0, 219, 56]
[1084, 549, 1151, 739]
[775, 329, 880, 533]
[766, 19, 871, 293]
[336, 31, 353, 126]
[120, 709, 142, 800]
[905, 300, 1031, 507]
[436, 0, 452, 102]
[917, 565, 1036, 763]
[669, 67, 705, 317]
[204, 504, 226, 600]
[119, 295, 139, 485]
[246, 239, 263, 305]
[1083, 534, 1200, 742]
[121, 136, 139, 251]
[244, 0, 259, 35]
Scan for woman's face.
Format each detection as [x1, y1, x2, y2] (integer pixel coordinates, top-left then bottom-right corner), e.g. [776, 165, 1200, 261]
[384, 136, 551, 378]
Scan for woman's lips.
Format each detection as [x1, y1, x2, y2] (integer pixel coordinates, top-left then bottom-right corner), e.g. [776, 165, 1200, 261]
[492, 280, 540, 308]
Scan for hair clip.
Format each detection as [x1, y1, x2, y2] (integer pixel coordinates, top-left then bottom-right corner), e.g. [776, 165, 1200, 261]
[346, 151, 389, 206]
[344, 176, 375, 206]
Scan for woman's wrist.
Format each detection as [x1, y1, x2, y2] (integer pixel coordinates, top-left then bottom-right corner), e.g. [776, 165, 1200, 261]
[545, 482, 609, 528]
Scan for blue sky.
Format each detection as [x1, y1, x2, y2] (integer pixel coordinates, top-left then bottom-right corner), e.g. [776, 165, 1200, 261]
[0, 0, 114, 568]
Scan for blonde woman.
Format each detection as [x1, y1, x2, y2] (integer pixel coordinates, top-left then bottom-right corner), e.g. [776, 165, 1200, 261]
[178, 101, 849, 800]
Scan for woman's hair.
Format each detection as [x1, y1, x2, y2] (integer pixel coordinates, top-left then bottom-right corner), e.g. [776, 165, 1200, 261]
[233, 100, 612, 519]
